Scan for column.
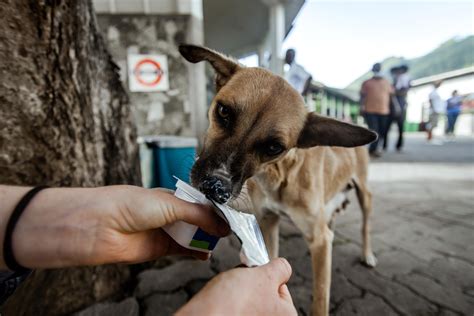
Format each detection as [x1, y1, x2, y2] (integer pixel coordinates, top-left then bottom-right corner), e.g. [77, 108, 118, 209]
[268, 1, 285, 76]
[182, 0, 207, 143]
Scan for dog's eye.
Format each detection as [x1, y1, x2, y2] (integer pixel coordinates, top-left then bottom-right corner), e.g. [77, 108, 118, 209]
[266, 143, 285, 156]
[217, 103, 230, 119]
[215, 103, 232, 128]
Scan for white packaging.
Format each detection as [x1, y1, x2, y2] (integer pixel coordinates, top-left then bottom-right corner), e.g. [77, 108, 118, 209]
[162, 179, 218, 253]
[164, 178, 270, 266]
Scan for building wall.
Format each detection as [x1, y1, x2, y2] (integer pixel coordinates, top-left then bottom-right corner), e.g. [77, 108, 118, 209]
[97, 15, 194, 136]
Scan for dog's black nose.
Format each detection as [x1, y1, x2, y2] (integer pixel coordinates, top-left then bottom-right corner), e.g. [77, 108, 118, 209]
[200, 176, 231, 204]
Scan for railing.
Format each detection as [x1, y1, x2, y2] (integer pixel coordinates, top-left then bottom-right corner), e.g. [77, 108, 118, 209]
[305, 90, 365, 126]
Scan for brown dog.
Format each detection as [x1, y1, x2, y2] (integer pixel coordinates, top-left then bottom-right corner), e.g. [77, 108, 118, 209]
[179, 44, 378, 316]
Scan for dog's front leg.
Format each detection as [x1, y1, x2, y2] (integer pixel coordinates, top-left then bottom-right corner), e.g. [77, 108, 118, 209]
[247, 180, 280, 258]
[289, 208, 334, 316]
[259, 210, 280, 258]
[309, 223, 334, 316]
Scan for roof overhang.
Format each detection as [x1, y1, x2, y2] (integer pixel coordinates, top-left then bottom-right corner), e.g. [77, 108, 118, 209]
[411, 66, 474, 87]
[203, 0, 305, 58]
[93, 0, 305, 58]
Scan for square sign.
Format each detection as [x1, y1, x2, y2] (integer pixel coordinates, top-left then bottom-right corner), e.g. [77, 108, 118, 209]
[128, 54, 169, 92]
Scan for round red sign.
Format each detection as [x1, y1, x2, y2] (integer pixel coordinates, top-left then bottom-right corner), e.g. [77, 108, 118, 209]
[133, 58, 164, 86]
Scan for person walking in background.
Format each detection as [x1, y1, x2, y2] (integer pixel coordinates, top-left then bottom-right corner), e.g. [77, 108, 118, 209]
[445, 90, 462, 138]
[360, 63, 393, 158]
[383, 65, 411, 152]
[426, 80, 445, 144]
[284, 49, 312, 97]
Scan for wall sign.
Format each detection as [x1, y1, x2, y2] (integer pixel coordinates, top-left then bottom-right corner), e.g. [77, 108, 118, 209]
[128, 54, 169, 92]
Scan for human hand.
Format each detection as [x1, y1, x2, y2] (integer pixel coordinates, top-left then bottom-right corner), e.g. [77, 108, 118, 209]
[7, 185, 229, 269]
[176, 258, 297, 316]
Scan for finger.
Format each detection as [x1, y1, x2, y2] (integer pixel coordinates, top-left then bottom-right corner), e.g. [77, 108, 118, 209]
[257, 258, 292, 285]
[161, 193, 230, 237]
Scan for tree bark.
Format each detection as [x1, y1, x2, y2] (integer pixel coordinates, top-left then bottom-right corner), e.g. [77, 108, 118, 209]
[0, 0, 141, 315]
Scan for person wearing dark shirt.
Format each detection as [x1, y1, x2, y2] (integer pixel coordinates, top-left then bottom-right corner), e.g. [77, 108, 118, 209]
[445, 90, 463, 136]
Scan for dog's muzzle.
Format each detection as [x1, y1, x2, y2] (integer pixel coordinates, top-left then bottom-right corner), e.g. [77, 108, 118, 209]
[200, 176, 232, 204]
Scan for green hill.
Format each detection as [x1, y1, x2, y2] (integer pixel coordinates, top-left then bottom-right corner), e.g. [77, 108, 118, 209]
[346, 35, 474, 92]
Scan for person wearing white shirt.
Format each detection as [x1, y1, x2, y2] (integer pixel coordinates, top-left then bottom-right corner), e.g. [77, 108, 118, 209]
[284, 49, 312, 96]
[427, 81, 446, 142]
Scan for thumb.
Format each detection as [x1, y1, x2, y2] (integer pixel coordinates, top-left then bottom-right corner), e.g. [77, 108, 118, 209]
[257, 258, 292, 286]
[152, 190, 230, 237]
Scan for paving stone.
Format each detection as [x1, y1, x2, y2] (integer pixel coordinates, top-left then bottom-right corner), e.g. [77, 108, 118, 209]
[375, 249, 426, 278]
[332, 242, 365, 271]
[287, 271, 306, 288]
[135, 260, 215, 298]
[419, 256, 474, 291]
[143, 290, 188, 316]
[465, 288, 474, 298]
[335, 293, 399, 316]
[210, 235, 241, 271]
[289, 282, 312, 316]
[280, 233, 313, 282]
[431, 225, 474, 249]
[437, 308, 461, 316]
[330, 270, 362, 304]
[74, 297, 139, 316]
[337, 224, 392, 255]
[185, 279, 208, 297]
[279, 235, 310, 261]
[396, 272, 474, 314]
[335, 260, 438, 315]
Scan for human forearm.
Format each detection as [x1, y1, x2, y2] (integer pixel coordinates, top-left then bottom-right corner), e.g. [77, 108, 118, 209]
[0, 185, 31, 269]
[0, 184, 228, 271]
[0, 186, 107, 270]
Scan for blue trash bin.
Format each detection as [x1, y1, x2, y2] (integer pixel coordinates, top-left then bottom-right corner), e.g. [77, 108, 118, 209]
[139, 136, 198, 189]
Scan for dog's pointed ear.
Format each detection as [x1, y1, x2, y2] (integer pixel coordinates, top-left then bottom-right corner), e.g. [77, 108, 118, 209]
[179, 44, 241, 91]
[297, 112, 378, 148]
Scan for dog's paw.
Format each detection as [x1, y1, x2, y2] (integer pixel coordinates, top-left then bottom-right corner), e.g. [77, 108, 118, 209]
[361, 253, 378, 268]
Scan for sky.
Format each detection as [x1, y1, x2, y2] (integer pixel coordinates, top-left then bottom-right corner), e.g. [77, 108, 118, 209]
[242, 0, 473, 88]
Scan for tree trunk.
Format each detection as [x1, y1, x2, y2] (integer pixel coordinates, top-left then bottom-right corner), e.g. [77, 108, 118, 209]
[0, 0, 141, 315]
